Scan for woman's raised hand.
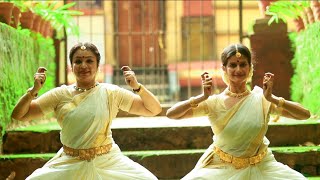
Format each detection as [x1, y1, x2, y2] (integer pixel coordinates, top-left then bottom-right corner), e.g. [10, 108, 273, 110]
[33, 67, 47, 91]
[121, 66, 140, 90]
[201, 72, 212, 98]
[263, 72, 274, 101]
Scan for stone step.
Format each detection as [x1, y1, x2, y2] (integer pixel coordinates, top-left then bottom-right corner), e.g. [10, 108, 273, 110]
[0, 146, 319, 180]
[3, 117, 320, 154]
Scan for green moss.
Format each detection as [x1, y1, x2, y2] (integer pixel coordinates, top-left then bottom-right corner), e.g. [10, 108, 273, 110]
[0, 153, 55, 160]
[266, 2, 320, 117]
[124, 149, 205, 160]
[269, 117, 320, 126]
[289, 22, 320, 117]
[271, 146, 320, 153]
[11, 121, 61, 133]
[0, 24, 56, 136]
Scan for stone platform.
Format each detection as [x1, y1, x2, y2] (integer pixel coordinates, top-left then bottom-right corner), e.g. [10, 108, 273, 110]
[1, 117, 320, 179]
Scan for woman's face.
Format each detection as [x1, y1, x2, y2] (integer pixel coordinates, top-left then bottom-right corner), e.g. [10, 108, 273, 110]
[223, 55, 250, 84]
[71, 49, 98, 84]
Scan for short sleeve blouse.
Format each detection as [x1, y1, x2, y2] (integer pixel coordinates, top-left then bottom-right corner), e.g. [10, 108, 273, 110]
[35, 83, 135, 120]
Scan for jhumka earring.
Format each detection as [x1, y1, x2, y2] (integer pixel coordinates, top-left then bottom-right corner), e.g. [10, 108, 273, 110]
[235, 44, 242, 58]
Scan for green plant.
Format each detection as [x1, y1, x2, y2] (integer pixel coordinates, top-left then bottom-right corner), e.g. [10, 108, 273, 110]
[0, 23, 56, 136]
[265, 1, 320, 117]
[289, 22, 320, 117]
[11, 0, 29, 12]
[266, 1, 310, 25]
[31, 1, 83, 39]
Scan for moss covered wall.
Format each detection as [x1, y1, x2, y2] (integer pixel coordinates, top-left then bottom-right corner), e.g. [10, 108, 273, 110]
[289, 22, 320, 117]
[0, 23, 56, 137]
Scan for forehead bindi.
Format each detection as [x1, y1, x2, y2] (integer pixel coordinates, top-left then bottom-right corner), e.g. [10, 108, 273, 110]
[228, 56, 248, 64]
[73, 50, 95, 59]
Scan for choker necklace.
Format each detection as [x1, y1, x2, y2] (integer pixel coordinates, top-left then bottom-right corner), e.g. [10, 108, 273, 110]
[225, 88, 250, 99]
[74, 83, 99, 92]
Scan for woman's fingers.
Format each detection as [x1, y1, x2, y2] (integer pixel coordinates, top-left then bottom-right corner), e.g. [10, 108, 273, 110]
[121, 66, 131, 71]
[263, 73, 275, 99]
[34, 67, 47, 85]
[201, 72, 212, 91]
[201, 72, 209, 80]
[264, 73, 274, 85]
[37, 67, 47, 73]
[121, 66, 140, 88]
[203, 78, 212, 85]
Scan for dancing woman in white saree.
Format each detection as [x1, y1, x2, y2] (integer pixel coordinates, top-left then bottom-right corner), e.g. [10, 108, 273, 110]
[166, 44, 311, 180]
[11, 42, 162, 180]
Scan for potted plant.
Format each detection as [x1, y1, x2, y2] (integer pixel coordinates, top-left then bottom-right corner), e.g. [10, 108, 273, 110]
[258, 0, 277, 17]
[10, 0, 35, 29]
[10, 4, 20, 28]
[31, 1, 83, 39]
[311, 0, 320, 21]
[0, 1, 14, 25]
[265, 1, 318, 32]
[0, 0, 23, 28]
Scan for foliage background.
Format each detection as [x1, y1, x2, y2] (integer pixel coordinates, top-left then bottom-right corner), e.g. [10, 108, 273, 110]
[0, 24, 56, 137]
[289, 22, 320, 117]
[266, 1, 320, 117]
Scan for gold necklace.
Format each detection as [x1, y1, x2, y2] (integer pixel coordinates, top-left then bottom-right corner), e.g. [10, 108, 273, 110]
[74, 83, 99, 92]
[225, 88, 250, 99]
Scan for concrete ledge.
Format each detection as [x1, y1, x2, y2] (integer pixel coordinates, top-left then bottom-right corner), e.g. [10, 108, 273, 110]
[3, 120, 320, 154]
[1, 147, 319, 180]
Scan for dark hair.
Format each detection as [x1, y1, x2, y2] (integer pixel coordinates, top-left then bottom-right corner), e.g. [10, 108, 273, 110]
[221, 43, 251, 66]
[69, 42, 101, 67]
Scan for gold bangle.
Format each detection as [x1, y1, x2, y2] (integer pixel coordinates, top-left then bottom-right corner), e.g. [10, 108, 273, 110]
[189, 97, 198, 108]
[277, 97, 285, 108]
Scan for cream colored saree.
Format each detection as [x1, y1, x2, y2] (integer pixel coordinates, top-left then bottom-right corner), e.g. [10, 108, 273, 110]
[27, 84, 157, 180]
[183, 86, 306, 180]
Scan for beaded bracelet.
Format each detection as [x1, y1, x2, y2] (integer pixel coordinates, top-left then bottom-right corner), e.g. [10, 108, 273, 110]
[189, 97, 198, 108]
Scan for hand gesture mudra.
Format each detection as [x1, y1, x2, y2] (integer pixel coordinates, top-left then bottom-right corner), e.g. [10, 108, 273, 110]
[33, 67, 47, 91]
[263, 72, 274, 101]
[201, 72, 212, 98]
[121, 66, 140, 90]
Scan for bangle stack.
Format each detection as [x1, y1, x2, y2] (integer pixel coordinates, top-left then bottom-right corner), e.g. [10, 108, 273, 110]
[189, 97, 198, 108]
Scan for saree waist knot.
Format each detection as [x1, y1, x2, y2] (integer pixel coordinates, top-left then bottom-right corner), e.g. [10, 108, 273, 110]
[214, 146, 267, 169]
[63, 144, 112, 161]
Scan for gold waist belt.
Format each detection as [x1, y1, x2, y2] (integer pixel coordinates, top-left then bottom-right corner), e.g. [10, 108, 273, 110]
[214, 146, 267, 169]
[63, 144, 112, 161]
